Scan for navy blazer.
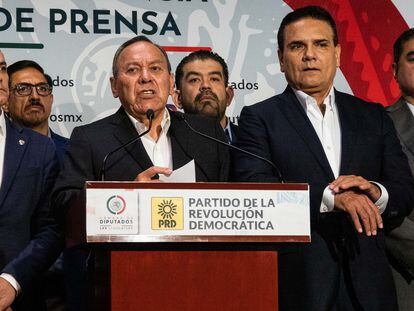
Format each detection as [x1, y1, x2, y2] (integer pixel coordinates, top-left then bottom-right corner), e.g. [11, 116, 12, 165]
[232, 87, 414, 311]
[50, 129, 69, 168]
[0, 116, 61, 309]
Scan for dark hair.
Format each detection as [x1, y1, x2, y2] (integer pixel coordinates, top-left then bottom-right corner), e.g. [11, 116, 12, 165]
[277, 6, 338, 52]
[44, 74, 53, 87]
[112, 35, 171, 77]
[393, 28, 414, 64]
[175, 49, 229, 89]
[7, 60, 52, 87]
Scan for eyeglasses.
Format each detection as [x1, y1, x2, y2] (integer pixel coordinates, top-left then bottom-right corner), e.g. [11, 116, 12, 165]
[10, 83, 52, 97]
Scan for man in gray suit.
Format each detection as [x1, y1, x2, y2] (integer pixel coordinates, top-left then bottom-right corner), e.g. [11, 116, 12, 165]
[386, 28, 414, 311]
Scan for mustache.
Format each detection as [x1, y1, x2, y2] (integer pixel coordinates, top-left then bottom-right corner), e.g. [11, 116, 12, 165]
[25, 100, 45, 110]
[195, 89, 219, 102]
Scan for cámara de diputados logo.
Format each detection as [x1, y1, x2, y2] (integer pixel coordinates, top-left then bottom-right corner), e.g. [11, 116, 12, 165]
[106, 195, 126, 215]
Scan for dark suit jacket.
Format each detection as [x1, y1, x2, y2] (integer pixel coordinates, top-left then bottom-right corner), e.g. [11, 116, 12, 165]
[0, 116, 61, 310]
[50, 129, 69, 168]
[386, 98, 414, 283]
[52, 107, 229, 215]
[232, 87, 414, 311]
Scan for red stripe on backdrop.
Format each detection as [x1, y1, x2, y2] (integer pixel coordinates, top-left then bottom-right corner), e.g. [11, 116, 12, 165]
[283, 0, 408, 106]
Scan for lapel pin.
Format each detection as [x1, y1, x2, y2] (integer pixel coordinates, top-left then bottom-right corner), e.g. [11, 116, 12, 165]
[19, 139, 25, 145]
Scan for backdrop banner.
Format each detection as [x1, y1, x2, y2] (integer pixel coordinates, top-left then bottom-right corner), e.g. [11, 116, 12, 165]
[1, 0, 411, 137]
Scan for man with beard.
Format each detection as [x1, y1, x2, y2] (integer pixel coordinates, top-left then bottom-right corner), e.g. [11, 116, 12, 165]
[0, 51, 61, 311]
[5, 60, 68, 166]
[5, 60, 68, 309]
[174, 50, 237, 143]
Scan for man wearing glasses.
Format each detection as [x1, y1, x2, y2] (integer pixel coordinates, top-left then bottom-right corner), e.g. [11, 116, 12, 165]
[4, 61, 69, 309]
[4, 60, 68, 166]
[0, 52, 62, 310]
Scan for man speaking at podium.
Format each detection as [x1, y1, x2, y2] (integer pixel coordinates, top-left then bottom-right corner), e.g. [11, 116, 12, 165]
[53, 35, 228, 188]
[52, 35, 229, 309]
[232, 6, 414, 311]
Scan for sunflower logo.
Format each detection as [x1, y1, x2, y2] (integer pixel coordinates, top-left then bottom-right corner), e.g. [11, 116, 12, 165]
[151, 197, 184, 230]
[157, 199, 178, 219]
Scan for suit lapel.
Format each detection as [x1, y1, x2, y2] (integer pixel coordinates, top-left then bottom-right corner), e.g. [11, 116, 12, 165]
[0, 117, 28, 207]
[168, 112, 193, 170]
[390, 99, 414, 158]
[111, 107, 154, 171]
[280, 87, 335, 181]
[335, 91, 358, 175]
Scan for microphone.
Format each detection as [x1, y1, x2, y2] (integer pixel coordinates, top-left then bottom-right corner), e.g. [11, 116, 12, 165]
[178, 113, 285, 183]
[99, 109, 155, 181]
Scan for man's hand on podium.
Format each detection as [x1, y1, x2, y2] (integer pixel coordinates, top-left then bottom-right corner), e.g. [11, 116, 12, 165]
[135, 166, 172, 181]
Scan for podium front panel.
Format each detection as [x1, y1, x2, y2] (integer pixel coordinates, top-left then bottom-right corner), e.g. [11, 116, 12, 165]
[110, 250, 278, 311]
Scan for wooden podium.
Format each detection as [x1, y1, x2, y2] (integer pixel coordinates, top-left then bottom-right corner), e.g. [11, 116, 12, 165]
[76, 182, 310, 311]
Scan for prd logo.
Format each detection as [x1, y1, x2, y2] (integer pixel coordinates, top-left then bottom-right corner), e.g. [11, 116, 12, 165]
[151, 197, 183, 230]
[106, 195, 126, 215]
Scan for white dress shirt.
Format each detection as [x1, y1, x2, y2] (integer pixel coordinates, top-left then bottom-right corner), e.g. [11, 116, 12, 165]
[127, 108, 173, 169]
[292, 87, 388, 213]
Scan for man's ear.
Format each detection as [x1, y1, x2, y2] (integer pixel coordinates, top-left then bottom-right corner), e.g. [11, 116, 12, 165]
[392, 62, 398, 80]
[335, 44, 341, 68]
[2, 103, 9, 113]
[172, 89, 182, 109]
[169, 73, 175, 96]
[110, 77, 119, 98]
[225, 86, 234, 107]
[278, 49, 285, 73]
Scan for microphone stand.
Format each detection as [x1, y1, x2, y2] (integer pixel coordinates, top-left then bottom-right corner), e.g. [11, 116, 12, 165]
[179, 114, 285, 183]
[99, 109, 154, 181]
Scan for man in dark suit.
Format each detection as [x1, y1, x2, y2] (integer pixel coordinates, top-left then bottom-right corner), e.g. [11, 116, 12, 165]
[5, 60, 68, 166]
[232, 6, 414, 311]
[5, 60, 69, 309]
[52, 36, 229, 310]
[385, 28, 414, 311]
[0, 51, 61, 311]
[173, 50, 238, 143]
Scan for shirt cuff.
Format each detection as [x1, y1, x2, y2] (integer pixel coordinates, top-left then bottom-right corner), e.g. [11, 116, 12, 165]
[371, 181, 388, 214]
[0, 273, 21, 296]
[319, 182, 388, 214]
[320, 186, 335, 213]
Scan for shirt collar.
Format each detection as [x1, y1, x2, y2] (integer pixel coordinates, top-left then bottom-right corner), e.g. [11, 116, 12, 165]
[405, 99, 414, 117]
[126, 108, 171, 137]
[224, 118, 231, 131]
[292, 86, 336, 113]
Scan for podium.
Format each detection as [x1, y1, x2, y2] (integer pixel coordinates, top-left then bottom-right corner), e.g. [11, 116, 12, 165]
[75, 182, 310, 311]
